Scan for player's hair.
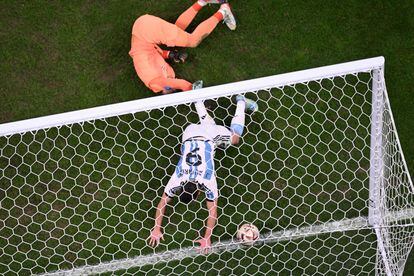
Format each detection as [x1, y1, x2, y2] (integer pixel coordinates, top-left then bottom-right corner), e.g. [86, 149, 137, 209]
[179, 182, 199, 204]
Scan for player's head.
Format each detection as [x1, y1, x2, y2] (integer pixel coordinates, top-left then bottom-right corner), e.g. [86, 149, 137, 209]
[179, 182, 200, 204]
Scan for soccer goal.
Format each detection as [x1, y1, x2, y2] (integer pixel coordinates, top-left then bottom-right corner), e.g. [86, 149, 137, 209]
[1, 57, 413, 275]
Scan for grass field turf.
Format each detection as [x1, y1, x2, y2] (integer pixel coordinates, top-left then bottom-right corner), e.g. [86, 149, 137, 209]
[1, 0, 414, 275]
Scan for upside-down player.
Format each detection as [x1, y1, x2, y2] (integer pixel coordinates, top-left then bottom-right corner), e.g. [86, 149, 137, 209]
[129, 0, 236, 94]
[148, 90, 258, 253]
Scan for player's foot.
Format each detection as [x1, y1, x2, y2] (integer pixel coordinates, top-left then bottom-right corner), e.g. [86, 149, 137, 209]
[192, 80, 203, 90]
[236, 95, 259, 113]
[219, 3, 237, 31]
[200, 0, 228, 4]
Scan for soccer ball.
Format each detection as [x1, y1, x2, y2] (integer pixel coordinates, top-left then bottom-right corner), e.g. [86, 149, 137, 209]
[236, 223, 259, 245]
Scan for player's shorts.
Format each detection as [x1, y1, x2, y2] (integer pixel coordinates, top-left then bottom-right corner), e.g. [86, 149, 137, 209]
[164, 139, 218, 201]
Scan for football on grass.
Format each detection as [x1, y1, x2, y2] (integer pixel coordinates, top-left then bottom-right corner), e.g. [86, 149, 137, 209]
[237, 223, 259, 245]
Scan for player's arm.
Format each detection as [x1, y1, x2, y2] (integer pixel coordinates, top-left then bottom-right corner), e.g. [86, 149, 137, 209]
[148, 77, 193, 94]
[149, 193, 172, 247]
[228, 95, 258, 145]
[204, 199, 218, 240]
[195, 199, 218, 253]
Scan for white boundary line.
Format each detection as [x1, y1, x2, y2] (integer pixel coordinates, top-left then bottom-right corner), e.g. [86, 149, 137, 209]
[0, 57, 384, 137]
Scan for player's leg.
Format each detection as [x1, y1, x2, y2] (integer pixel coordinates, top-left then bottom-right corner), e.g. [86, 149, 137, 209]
[175, 1, 204, 31]
[174, 4, 235, 48]
[195, 101, 216, 125]
[148, 77, 193, 93]
[230, 95, 259, 139]
[174, 12, 222, 48]
[230, 98, 246, 137]
[175, 0, 228, 30]
[192, 80, 216, 124]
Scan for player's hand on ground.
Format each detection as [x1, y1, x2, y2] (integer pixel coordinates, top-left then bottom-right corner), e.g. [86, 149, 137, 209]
[148, 228, 164, 247]
[194, 237, 211, 254]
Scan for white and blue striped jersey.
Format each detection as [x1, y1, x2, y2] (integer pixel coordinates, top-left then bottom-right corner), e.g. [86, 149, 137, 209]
[164, 123, 232, 201]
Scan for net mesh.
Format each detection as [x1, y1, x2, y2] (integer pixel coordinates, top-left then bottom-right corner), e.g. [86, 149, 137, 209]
[0, 66, 413, 275]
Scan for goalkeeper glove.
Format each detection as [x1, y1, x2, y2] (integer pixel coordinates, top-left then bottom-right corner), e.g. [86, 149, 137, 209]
[168, 50, 188, 63]
[162, 86, 176, 95]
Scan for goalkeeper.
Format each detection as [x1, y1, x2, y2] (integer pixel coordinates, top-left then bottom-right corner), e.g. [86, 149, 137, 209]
[129, 0, 236, 94]
[148, 93, 258, 253]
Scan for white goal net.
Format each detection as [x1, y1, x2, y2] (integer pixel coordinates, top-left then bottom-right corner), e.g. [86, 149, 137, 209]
[0, 57, 413, 275]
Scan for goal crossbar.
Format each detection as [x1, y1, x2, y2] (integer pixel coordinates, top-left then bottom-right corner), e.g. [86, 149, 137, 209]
[0, 57, 384, 137]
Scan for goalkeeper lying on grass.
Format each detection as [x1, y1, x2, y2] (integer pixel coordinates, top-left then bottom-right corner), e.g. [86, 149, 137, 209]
[148, 91, 258, 253]
[129, 0, 236, 94]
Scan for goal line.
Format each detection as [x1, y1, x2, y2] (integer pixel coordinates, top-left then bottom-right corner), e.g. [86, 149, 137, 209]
[41, 208, 414, 276]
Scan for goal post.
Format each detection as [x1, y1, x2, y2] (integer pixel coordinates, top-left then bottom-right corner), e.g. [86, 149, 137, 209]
[1, 57, 413, 275]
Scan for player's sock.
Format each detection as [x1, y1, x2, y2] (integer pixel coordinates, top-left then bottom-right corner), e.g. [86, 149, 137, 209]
[193, 1, 206, 11]
[188, 15, 221, 46]
[230, 100, 246, 136]
[162, 50, 170, 60]
[214, 11, 224, 21]
[236, 95, 259, 113]
[195, 101, 216, 125]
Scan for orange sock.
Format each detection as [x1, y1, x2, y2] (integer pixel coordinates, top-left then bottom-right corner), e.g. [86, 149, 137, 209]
[214, 11, 224, 21]
[192, 2, 203, 12]
[162, 50, 170, 59]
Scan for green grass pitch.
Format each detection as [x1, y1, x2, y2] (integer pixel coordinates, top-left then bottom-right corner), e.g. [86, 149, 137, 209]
[0, 0, 413, 275]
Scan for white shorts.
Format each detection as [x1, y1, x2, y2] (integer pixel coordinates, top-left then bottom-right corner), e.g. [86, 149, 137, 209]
[164, 172, 218, 201]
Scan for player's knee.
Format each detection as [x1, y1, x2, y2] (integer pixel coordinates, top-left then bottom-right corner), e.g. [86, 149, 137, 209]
[187, 39, 201, 48]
